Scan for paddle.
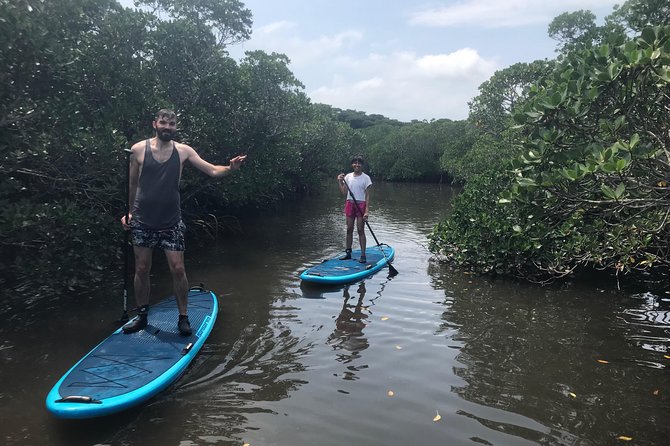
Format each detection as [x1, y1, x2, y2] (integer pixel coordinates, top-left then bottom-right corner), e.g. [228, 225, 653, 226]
[341, 177, 398, 276]
[120, 148, 132, 323]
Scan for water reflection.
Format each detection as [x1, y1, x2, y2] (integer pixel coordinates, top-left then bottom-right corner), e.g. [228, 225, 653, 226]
[619, 292, 670, 368]
[327, 283, 370, 366]
[427, 260, 670, 445]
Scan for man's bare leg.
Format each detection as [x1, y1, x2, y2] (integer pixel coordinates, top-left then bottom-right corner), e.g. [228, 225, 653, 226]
[165, 249, 191, 335]
[164, 250, 188, 314]
[133, 246, 153, 307]
[123, 246, 153, 333]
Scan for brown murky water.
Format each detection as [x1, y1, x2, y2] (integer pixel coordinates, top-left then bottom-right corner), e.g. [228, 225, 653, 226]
[1, 182, 669, 445]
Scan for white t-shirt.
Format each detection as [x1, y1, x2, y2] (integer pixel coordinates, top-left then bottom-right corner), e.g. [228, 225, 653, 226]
[344, 172, 372, 202]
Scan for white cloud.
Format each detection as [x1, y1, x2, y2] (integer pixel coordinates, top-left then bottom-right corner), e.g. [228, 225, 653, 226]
[409, 0, 621, 28]
[257, 20, 296, 34]
[354, 77, 384, 90]
[415, 48, 495, 78]
[241, 21, 499, 120]
[310, 49, 497, 121]
[246, 21, 363, 65]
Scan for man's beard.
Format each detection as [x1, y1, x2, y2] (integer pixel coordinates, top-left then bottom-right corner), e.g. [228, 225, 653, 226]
[157, 129, 175, 141]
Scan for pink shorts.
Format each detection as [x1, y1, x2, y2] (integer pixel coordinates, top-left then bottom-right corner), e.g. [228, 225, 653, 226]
[344, 200, 366, 218]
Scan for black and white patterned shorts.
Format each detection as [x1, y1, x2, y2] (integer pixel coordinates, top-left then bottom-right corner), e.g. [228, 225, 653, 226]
[131, 221, 186, 252]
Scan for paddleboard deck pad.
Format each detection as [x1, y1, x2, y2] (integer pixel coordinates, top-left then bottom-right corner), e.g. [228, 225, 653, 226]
[46, 287, 218, 419]
[300, 244, 395, 285]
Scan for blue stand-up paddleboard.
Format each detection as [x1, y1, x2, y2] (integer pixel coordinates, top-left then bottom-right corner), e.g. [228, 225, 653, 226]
[300, 244, 395, 285]
[46, 287, 218, 419]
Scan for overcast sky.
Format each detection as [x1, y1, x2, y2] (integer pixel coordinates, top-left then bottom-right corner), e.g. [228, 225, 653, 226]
[121, 0, 623, 122]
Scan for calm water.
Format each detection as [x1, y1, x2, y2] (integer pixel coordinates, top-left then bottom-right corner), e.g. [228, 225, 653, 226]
[1, 182, 669, 445]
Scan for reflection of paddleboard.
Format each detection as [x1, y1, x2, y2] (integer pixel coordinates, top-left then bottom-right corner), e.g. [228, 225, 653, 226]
[300, 245, 395, 285]
[45, 287, 218, 419]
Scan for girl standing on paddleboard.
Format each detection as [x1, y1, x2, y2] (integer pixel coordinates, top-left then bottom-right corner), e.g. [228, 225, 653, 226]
[337, 155, 372, 263]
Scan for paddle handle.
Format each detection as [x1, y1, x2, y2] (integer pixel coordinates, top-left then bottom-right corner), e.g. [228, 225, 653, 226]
[121, 148, 132, 320]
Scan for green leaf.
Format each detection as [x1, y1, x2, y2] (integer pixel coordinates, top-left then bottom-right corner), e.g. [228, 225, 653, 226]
[524, 110, 544, 119]
[598, 45, 610, 58]
[613, 115, 626, 131]
[603, 147, 613, 161]
[559, 168, 578, 181]
[615, 158, 628, 172]
[629, 133, 640, 149]
[625, 49, 641, 64]
[641, 27, 657, 46]
[551, 91, 564, 106]
[596, 69, 610, 82]
[539, 100, 557, 110]
[655, 66, 670, 83]
[614, 183, 625, 198]
[601, 184, 616, 199]
[517, 177, 538, 187]
[607, 63, 623, 80]
[513, 113, 528, 124]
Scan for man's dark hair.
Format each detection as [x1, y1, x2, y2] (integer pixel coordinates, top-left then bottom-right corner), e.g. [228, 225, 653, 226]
[351, 155, 365, 164]
[155, 108, 177, 120]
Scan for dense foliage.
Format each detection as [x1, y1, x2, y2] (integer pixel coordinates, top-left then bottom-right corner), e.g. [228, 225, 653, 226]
[5, 0, 668, 297]
[317, 105, 468, 183]
[364, 119, 458, 182]
[507, 26, 670, 280]
[430, 1, 670, 285]
[0, 0, 356, 297]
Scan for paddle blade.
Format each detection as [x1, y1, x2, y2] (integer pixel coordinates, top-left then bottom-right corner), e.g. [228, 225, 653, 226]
[387, 263, 399, 277]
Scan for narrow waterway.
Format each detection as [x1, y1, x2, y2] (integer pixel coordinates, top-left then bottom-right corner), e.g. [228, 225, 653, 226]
[1, 182, 669, 445]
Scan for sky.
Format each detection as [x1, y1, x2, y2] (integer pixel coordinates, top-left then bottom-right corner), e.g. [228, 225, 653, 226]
[121, 0, 623, 122]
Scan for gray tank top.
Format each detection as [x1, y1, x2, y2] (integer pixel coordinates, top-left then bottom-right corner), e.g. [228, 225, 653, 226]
[132, 139, 181, 229]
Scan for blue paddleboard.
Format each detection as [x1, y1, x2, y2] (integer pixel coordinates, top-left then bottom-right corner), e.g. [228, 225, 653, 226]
[45, 287, 218, 419]
[300, 244, 395, 285]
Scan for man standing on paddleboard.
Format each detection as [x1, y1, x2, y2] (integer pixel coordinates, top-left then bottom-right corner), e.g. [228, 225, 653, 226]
[121, 109, 246, 336]
[337, 155, 372, 263]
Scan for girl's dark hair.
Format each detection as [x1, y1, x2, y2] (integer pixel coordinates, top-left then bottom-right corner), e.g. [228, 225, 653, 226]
[351, 155, 364, 164]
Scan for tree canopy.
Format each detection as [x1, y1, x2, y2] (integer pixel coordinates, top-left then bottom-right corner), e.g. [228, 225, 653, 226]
[0, 0, 355, 297]
[430, 2, 670, 285]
